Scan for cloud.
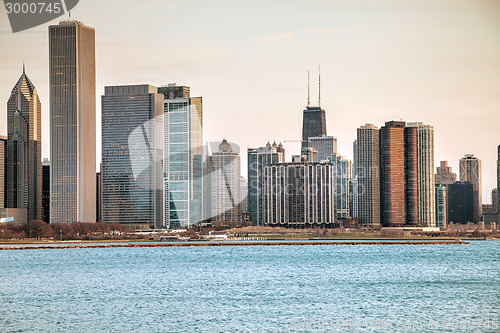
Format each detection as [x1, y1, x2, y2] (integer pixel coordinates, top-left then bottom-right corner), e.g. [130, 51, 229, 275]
[254, 26, 363, 45]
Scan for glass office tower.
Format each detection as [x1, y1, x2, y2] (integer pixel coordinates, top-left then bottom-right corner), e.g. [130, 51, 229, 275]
[159, 84, 203, 228]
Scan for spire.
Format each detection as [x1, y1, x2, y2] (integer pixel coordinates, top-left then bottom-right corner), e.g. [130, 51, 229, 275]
[23, 61, 25, 74]
[318, 65, 321, 108]
[307, 70, 310, 107]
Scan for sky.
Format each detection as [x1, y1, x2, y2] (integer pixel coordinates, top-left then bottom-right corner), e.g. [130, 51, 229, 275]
[0, 0, 499, 202]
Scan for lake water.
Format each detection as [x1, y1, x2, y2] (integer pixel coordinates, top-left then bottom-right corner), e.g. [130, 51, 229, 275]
[0, 241, 498, 332]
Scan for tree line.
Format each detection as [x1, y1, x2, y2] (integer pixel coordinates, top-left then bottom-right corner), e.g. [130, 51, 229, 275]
[0, 221, 133, 240]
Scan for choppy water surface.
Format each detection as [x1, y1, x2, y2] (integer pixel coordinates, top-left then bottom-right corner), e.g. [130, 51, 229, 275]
[0, 241, 498, 332]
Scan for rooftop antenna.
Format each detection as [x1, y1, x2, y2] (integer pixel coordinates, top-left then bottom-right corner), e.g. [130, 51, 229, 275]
[307, 70, 310, 107]
[318, 65, 321, 107]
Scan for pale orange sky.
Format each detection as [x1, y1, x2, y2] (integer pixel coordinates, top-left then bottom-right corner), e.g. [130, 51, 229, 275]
[0, 0, 499, 202]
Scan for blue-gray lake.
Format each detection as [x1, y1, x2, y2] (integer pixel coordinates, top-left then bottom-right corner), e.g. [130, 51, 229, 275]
[0, 241, 499, 332]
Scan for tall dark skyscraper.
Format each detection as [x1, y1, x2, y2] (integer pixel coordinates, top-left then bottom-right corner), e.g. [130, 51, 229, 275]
[42, 159, 50, 223]
[379, 121, 406, 227]
[0, 136, 6, 209]
[497, 145, 499, 212]
[5, 67, 42, 222]
[49, 20, 96, 224]
[101, 85, 164, 227]
[301, 71, 326, 151]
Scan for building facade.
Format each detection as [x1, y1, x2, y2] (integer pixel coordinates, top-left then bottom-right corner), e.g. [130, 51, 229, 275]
[160, 84, 203, 228]
[0, 136, 6, 209]
[264, 162, 334, 227]
[247, 142, 285, 225]
[101, 85, 164, 227]
[379, 121, 406, 227]
[435, 161, 457, 184]
[42, 158, 50, 222]
[407, 122, 435, 227]
[308, 136, 337, 161]
[328, 153, 352, 219]
[49, 21, 96, 223]
[356, 124, 381, 227]
[206, 140, 241, 222]
[6, 68, 42, 222]
[448, 181, 478, 224]
[301, 106, 326, 151]
[435, 183, 447, 228]
[459, 154, 482, 217]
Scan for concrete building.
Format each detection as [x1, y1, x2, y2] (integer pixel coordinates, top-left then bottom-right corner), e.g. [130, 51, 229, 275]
[101, 85, 163, 227]
[328, 153, 352, 219]
[459, 154, 482, 217]
[49, 20, 96, 224]
[435, 183, 447, 228]
[160, 84, 203, 228]
[435, 161, 457, 184]
[407, 122, 435, 227]
[356, 124, 380, 227]
[264, 162, 334, 227]
[0, 136, 5, 209]
[206, 139, 241, 222]
[247, 142, 285, 225]
[448, 181, 478, 224]
[240, 177, 248, 215]
[42, 158, 50, 222]
[6, 68, 42, 222]
[379, 121, 406, 227]
[308, 136, 337, 161]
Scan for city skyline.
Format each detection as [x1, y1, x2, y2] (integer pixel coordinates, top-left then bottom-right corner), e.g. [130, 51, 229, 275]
[1, 0, 499, 202]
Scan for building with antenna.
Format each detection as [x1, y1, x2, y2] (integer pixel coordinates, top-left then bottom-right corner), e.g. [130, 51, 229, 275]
[301, 69, 326, 151]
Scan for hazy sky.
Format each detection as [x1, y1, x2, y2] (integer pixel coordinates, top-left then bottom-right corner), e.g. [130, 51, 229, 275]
[1, 0, 499, 202]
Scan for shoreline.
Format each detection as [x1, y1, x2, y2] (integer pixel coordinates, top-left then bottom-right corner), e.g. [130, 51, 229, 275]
[0, 240, 467, 250]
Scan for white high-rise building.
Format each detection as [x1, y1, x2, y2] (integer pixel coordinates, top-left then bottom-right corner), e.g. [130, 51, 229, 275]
[206, 140, 241, 222]
[328, 153, 352, 219]
[49, 21, 96, 224]
[407, 122, 436, 227]
[264, 162, 334, 227]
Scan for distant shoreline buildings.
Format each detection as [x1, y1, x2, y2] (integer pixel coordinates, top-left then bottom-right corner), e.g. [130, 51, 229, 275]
[1, 23, 498, 229]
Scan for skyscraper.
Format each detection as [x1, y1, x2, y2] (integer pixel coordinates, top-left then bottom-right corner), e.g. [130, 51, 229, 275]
[247, 142, 285, 225]
[459, 154, 482, 217]
[301, 106, 326, 151]
[264, 162, 334, 227]
[42, 158, 50, 222]
[160, 84, 203, 228]
[328, 153, 352, 219]
[101, 85, 163, 227]
[206, 139, 241, 222]
[308, 136, 337, 161]
[435, 183, 447, 228]
[435, 161, 457, 184]
[356, 124, 380, 227]
[407, 122, 435, 227]
[448, 181, 478, 224]
[497, 145, 500, 212]
[49, 20, 96, 224]
[0, 136, 6, 209]
[6, 67, 42, 222]
[379, 121, 406, 227]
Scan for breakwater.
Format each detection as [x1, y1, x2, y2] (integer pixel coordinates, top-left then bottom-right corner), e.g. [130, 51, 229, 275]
[0, 240, 467, 250]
